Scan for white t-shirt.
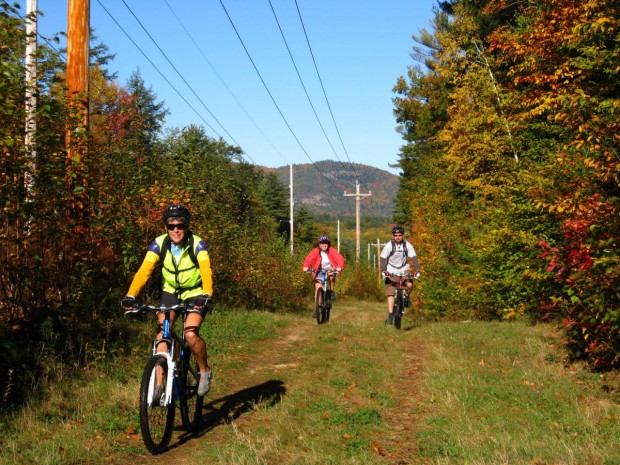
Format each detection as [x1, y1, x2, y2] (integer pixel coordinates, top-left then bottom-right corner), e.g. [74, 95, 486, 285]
[380, 240, 416, 275]
[320, 251, 333, 271]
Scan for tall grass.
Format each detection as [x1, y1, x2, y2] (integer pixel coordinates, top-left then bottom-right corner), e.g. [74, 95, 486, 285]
[415, 321, 620, 464]
[1, 303, 618, 465]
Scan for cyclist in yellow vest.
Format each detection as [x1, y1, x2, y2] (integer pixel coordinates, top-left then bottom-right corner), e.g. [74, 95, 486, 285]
[121, 204, 214, 396]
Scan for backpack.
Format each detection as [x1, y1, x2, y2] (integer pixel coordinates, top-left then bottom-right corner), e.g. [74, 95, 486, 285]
[160, 232, 199, 269]
[388, 239, 409, 268]
[144, 232, 202, 299]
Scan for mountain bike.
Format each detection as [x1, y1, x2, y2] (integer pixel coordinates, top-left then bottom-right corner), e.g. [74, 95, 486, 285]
[306, 268, 337, 325]
[124, 303, 205, 454]
[387, 273, 417, 330]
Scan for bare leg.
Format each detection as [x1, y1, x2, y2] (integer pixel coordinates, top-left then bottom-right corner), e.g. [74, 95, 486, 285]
[184, 312, 209, 373]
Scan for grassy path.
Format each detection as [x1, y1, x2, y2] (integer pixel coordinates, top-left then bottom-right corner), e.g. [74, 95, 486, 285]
[119, 299, 421, 465]
[2, 300, 618, 465]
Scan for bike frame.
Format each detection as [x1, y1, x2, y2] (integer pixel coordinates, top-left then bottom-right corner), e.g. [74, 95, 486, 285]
[138, 305, 194, 407]
[306, 268, 337, 324]
[388, 273, 415, 329]
[148, 312, 178, 406]
[125, 302, 206, 453]
[318, 269, 329, 296]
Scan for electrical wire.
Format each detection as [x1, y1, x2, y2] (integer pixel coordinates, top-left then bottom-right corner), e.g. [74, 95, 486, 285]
[118, 0, 257, 164]
[293, 0, 359, 180]
[217, 0, 345, 192]
[162, 0, 289, 166]
[267, 0, 357, 182]
[95, 1, 224, 138]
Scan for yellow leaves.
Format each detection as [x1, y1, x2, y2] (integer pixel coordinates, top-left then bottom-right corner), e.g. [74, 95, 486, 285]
[595, 17, 613, 24]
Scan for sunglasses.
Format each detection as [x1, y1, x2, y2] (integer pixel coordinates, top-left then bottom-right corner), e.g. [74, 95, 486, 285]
[166, 223, 186, 231]
[393, 234, 403, 237]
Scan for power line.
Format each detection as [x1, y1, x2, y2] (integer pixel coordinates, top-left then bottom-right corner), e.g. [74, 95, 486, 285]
[118, 0, 257, 164]
[95, 1, 222, 138]
[267, 0, 357, 182]
[162, 0, 289, 166]
[217, 0, 343, 191]
[294, 0, 359, 180]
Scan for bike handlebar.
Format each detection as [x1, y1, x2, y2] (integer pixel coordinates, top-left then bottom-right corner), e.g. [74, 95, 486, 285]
[123, 303, 202, 317]
[305, 268, 340, 275]
[386, 272, 420, 279]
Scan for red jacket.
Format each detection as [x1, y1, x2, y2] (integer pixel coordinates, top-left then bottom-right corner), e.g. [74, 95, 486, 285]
[302, 246, 345, 278]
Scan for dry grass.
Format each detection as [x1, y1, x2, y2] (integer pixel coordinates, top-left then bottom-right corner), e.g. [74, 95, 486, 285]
[1, 305, 618, 465]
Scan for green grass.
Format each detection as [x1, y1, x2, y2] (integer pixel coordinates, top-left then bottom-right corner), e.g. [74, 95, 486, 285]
[415, 321, 620, 465]
[1, 303, 618, 465]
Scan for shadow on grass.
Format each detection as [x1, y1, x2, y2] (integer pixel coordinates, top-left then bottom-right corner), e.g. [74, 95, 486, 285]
[170, 379, 286, 449]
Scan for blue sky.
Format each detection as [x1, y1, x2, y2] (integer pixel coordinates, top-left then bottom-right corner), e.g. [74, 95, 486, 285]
[27, 0, 437, 174]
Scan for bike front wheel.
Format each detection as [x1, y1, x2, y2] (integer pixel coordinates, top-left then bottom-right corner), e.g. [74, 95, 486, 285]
[179, 352, 204, 432]
[324, 291, 331, 322]
[394, 291, 403, 330]
[139, 355, 175, 454]
[315, 290, 325, 325]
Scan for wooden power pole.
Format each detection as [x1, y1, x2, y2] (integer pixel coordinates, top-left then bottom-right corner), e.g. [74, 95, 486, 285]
[66, 0, 89, 160]
[344, 179, 371, 259]
[66, 0, 90, 224]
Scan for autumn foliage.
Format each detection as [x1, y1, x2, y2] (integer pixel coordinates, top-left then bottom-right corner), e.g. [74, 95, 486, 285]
[394, 0, 619, 369]
[0, 3, 309, 406]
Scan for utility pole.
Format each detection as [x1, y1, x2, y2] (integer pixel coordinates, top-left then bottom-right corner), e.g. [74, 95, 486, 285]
[374, 238, 388, 285]
[66, 0, 90, 158]
[344, 179, 371, 260]
[337, 220, 340, 252]
[289, 164, 294, 254]
[24, 0, 37, 195]
[66, 0, 90, 225]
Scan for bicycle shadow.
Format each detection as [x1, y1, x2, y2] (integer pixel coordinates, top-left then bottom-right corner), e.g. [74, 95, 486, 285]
[171, 379, 286, 446]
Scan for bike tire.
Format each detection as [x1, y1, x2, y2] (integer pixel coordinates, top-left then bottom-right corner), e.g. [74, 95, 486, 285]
[139, 355, 175, 454]
[316, 290, 325, 325]
[324, 292, 331, 322]
[394, 291, 403, 330]
[179, 351, 204, 432]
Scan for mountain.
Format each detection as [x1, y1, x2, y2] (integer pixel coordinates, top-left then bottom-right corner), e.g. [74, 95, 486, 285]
[263, 160, 399, 218]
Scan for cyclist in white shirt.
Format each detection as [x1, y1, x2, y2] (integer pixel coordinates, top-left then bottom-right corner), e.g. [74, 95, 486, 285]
[380, 225, 420, 325]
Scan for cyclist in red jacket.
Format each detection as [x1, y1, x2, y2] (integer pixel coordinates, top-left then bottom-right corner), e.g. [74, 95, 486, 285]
[302, 235, 345, 316]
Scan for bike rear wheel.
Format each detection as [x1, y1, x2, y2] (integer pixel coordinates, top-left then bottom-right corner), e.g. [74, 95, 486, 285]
[315, 290, 325, 325]
[139, 355, 175, 454]
[179, 351, 204, 432]
[394, 290, 403, 330]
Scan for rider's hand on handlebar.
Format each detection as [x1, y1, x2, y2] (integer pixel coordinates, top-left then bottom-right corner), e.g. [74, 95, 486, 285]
[413, 272, 421, 279]
[121, 295, 135, 309]
[382, 270, 390, 277]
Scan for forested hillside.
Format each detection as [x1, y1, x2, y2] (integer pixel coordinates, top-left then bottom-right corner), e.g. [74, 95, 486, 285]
[392, 0, 619, 370]
[263, 161, 399, 218]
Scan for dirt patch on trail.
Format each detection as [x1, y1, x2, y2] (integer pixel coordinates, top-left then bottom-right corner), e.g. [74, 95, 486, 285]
[372, 332, 428, 465]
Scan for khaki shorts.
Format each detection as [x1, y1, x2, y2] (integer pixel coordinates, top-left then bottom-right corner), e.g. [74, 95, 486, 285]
[384, 276, 412, 296]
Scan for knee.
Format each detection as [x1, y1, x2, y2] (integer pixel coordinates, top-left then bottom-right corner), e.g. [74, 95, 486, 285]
[184, 327, 202, 345]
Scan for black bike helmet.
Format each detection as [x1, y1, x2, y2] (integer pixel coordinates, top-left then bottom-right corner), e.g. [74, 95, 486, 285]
[162, 204, 191, 225]
[391, 225, 405, 234]
[318, 235, 331, 244]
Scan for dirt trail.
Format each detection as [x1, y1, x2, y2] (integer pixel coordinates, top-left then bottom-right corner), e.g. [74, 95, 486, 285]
[122, 305, 424, 464]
